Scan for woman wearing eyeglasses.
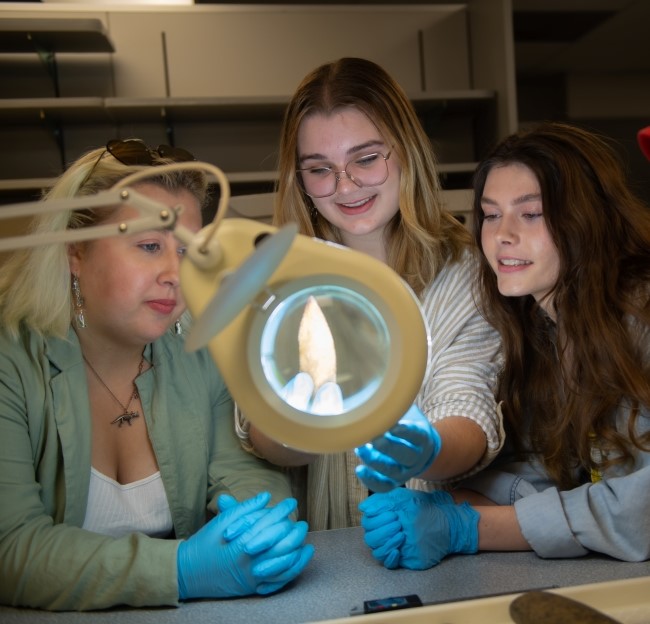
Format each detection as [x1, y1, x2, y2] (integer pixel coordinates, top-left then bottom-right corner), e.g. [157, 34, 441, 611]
[0, 140, 313, 610]
[236, 57, 503, 531]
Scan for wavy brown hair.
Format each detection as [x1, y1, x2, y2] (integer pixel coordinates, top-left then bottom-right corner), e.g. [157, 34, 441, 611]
[274, 57, 470, 296]
[472, 122, 650, 488]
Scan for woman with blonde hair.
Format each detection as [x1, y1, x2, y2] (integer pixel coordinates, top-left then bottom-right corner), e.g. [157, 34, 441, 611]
[0, 139, 313, 610]
[237, 57, 503, 530]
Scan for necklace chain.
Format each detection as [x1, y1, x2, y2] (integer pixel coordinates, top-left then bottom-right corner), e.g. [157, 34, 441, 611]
[83, 354, 146, 427]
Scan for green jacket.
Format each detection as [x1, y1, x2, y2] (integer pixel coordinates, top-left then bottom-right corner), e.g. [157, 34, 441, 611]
[0, 326, 292, 611]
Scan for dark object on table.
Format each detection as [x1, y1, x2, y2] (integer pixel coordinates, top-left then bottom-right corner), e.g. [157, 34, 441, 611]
[510, 590, 621, 624]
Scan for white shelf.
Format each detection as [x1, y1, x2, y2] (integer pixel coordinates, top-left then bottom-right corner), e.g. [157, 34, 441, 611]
[0, 91, 495, 122]
[104, 96, 292, 122]
[0, 97, 107, 122]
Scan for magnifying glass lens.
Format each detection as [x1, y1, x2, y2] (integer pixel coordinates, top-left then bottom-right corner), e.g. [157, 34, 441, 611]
[260, 286, 390, 416]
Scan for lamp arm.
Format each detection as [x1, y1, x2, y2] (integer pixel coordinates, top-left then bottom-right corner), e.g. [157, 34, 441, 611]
[0, 161, 230, 263]
[0, 188, 126, 220]
[0, 187, 177, 252]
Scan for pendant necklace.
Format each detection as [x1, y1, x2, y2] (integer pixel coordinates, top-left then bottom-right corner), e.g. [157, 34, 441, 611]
[83, 354, 146, 427]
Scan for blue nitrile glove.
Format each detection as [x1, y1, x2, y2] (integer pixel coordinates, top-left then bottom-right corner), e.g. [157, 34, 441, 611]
[216, 495, 314, 595]
[358, 502, 404, 569]
[281, 372, 343, 415]
[359, 488, 478, 570]
[177, 492, 314, 600]
[359, 489, 454, 569]
[355, 404, 441, 492]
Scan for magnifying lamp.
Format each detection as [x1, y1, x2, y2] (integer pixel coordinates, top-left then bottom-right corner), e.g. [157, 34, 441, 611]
[0, 162, 429, 453]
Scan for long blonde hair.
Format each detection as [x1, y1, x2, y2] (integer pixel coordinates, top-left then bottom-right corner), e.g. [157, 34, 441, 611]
[0, 144, 208, 338]
[274, 57, 470, 296]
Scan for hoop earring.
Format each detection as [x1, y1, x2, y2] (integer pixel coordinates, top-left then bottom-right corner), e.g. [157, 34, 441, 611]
[71, 274, 86, 329]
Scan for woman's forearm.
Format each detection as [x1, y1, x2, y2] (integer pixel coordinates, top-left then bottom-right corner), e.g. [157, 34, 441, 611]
[421, 417, 487, 480]
[249, 424, 318, 466]
[475, 505, 531, 551]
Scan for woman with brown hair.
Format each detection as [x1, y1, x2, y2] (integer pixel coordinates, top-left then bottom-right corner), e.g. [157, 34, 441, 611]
[360, 122, 650, 567]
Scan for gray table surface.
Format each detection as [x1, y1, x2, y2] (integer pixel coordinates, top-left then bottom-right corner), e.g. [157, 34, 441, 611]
[1, 526, 649, 623]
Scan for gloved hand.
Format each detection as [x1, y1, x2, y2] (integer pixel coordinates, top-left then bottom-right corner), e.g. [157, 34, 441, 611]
[359, 488, 479, 570]
[355, 404, 441, 492]
[281, 372, 343, 415]
[215, 494, 314, 595]
[177, 492, 314, 600]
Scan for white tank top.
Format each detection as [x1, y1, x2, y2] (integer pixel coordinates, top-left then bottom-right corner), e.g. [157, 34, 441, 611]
[82, 468, 173, 538]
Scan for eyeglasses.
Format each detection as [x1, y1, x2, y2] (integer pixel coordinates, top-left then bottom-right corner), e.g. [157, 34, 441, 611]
[296, 150, 392, 198]
[81, 139, 196, 188]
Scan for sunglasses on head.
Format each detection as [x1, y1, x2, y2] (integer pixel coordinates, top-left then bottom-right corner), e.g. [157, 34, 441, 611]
[80, 139, 196, 189]
[106, 139, 196, 166]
